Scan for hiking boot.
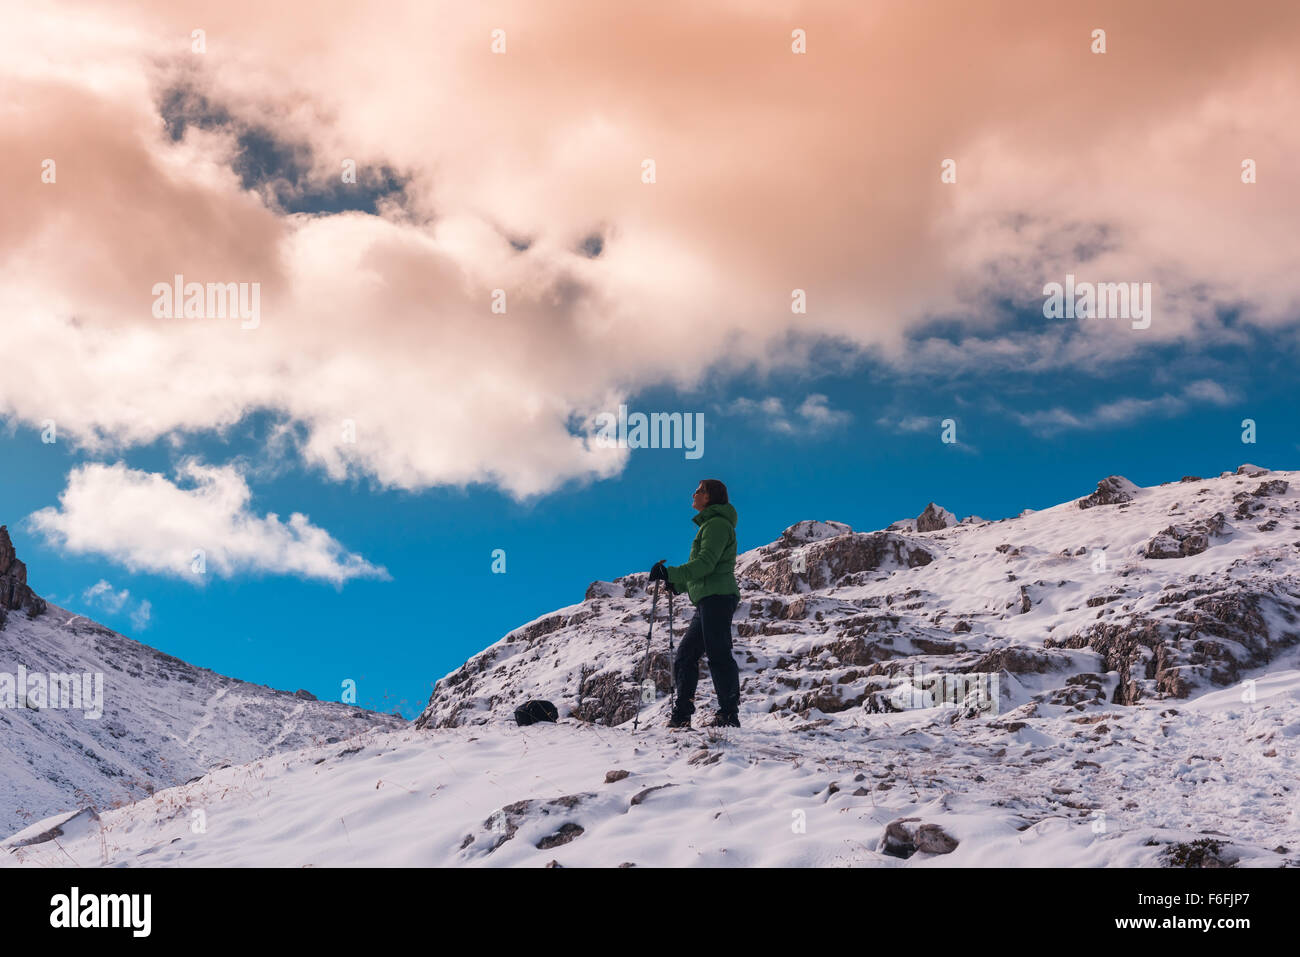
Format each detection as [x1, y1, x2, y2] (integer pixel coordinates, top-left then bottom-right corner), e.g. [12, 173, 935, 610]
[666, 708, 693, 730]
[709, 710, 740, 728]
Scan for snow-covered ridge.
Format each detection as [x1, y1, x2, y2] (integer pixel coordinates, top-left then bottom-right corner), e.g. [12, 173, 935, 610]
[0, 528, 405, 837]
[415, 465, 1300, 730]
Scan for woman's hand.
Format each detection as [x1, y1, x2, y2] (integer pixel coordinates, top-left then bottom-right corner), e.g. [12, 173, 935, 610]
[649, 559, 670, 582]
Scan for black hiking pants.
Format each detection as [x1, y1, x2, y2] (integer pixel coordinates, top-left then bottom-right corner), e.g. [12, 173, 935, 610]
[672, 592, 741, 716]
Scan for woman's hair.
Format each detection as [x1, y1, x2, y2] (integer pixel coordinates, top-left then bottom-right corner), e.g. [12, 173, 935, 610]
[700, 479, 729, 505]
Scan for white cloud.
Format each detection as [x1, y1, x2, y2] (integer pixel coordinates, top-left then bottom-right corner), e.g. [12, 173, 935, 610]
[877, 415, 937, 434]
[83, 579, 131, 614]
[130, 600, 152, 631]
[80, 579, 152, 631]
[726, 394, 851, 435]
[29, 461, 387, 586]
[1015, 380, 1238, 435]
[796, 394, 852, 430]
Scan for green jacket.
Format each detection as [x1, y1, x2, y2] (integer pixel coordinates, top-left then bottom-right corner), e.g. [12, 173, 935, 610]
[666, 503, 740, 604]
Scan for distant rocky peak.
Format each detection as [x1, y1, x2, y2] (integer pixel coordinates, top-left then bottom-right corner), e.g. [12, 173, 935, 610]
[0, 524, 47, 622]
[778, 520, 853, 546]
[1077, 475, 1140, 509]
[916, 502, 957, 532]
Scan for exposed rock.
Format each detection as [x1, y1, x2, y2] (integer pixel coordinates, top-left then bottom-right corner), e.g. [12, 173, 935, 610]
[1078, 476, 1140, 509]
[0, 525, 47, 621]
[1049, 587, 1295, 703]
[1143, 513, 1225, 559]
[585, 580, 621, 600]
[1232, 481, 1287, 520]
[462, 793, 597, 856]
[4, 807, 100, 849]
[879, 817, 959, 858]
[973, 647, 1056, 675]
[916, 503, 957, 532]
[741, 532, 934, 595]
[604, 769, 631, 783]
[536, 822, 584, 850]
[571, 654, 669, 727]
[630, 783, 677, 807]
[778, 520, 854, 546]
[1236, 464, 1269, 477]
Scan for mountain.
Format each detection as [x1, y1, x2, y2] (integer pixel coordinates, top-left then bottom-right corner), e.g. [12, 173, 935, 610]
[414, 464, 1299, 730]
[5, 466, 1298, 867]
[0, 525, 405, 837]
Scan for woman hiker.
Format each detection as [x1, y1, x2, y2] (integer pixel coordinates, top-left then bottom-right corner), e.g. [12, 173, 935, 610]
[649, 478, 742, 729]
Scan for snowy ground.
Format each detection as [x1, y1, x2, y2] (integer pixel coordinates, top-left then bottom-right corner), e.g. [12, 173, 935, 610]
[5, 465, 1298, 867]
[6, 650, 1297, 868]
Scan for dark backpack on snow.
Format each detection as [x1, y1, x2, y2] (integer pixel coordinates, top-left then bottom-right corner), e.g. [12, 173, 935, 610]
[514, 699, 559, 726]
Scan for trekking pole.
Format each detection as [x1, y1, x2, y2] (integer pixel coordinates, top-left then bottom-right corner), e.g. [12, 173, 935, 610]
[632, 577, 661, 732]
[668, 586, 676, 700]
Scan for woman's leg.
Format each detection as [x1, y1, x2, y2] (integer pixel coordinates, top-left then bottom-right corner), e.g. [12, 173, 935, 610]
[699, 594, 741, 716]
[672, 607, 705, 716]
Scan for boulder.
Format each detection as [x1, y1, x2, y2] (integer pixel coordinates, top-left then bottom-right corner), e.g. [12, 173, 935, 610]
[1077, 476, 1140, 509]
[916, 503, 957, 532]
[879, 817, 959, 858]
[1143, 513, 1226, 559]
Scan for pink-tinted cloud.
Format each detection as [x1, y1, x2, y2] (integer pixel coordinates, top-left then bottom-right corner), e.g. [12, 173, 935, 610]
[2, 1, 1297, 496]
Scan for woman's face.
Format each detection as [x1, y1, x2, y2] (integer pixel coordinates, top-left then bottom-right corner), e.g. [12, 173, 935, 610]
[692, 483, 709, 511]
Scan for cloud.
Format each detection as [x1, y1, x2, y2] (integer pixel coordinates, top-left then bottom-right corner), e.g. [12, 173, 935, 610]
[131, 600, 153, 631]
[80, 579, 153, 630]
[0, 2, 1297, 497]
[726, 394, 850, 435]
[1015, 380, 1239, 435]
[795, 395, 852, 430]
[83, 580, 130, 614]
[29, 461, 387, 585]
[878, 415, 939, 434]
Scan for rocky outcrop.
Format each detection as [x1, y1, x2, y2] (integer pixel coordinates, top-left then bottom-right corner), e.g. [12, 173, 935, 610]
[1048, 585, 1298, 703]
[1143, 512, 1225, 559]
[459, 793, 595, 857]
[1078, 475, 1140, 509]
[1232, 480, 1288, 520]
[741, 532, 934, 595]
[777, 520, 853, 546]
[916, 503, 957, 532]
[0, 525, 47, 624]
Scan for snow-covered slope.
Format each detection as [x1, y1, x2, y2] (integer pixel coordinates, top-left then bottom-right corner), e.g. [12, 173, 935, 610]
[5, 465, 1298, 867]
[5, 660, 1297, 867]
[0, 527, 405, 837]
[415, 464, 1300, 730]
